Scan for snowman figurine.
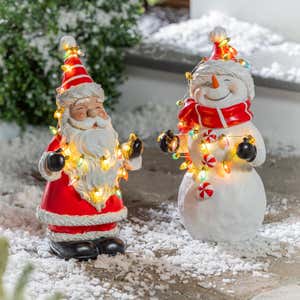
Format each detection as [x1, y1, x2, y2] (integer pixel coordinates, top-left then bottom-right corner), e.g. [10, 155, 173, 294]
[158, 27, 266, 242]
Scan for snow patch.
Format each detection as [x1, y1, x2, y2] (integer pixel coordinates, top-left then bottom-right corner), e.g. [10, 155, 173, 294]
[138, 6, 188, 37]
[0, 203, 299, 299]
[142, 11, 300, 84]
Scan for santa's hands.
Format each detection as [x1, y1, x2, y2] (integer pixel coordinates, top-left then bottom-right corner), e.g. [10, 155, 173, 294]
[46, 150, 65, 172]
[236, 137, 257, 162]
[158, 130, 180, 153]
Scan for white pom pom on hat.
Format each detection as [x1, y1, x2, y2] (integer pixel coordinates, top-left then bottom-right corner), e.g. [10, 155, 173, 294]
[59, 35, 77, 51]
[209, 26, 227, 43]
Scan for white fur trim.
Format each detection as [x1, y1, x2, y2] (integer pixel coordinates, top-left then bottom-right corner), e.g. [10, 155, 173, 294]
[36, 206, 127, 226]
[38, 152, 62, 182]
[57, 82, 105, 105]
[48, 226, 119, 242]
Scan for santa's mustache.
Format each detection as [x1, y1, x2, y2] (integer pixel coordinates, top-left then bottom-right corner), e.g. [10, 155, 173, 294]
[68, 115, 111, 130]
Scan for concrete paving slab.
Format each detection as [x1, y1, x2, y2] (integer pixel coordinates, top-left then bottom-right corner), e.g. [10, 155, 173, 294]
[251, 284, 300, 300]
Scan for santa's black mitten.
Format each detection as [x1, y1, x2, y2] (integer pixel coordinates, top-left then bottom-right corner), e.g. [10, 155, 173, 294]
[130, 138, 143, 159]
[46, 151, 65, 172]
[237, 138, 257, 162]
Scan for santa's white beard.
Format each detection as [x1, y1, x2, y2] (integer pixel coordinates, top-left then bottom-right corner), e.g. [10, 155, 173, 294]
[61, 114, 122, 207]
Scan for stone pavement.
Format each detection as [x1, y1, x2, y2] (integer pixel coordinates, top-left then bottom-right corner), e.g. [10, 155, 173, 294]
[120, 148, 300, 299]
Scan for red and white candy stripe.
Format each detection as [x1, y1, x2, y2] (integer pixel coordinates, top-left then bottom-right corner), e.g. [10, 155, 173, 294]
[202, 129, 217, 143]
[198, 182, 214, 200]
[201, 154, 217, 168]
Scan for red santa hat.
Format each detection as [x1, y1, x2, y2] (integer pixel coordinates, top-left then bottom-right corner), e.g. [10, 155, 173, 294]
[192, 27, 255, 100]
[56, 36, 105, 106]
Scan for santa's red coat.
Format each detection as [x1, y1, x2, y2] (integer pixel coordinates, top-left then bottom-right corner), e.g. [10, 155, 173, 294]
[37, 135, 127, 242]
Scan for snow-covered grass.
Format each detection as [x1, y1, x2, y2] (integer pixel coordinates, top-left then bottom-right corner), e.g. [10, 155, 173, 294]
[140, 10, 300, 83]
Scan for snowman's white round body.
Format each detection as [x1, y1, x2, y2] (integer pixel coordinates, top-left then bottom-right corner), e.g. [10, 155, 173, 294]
[178, 52, 267, 242]
[178, 122, 267, 242]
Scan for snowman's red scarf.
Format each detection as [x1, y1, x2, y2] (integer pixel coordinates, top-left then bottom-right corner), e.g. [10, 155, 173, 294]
[178, 98, 253, 132]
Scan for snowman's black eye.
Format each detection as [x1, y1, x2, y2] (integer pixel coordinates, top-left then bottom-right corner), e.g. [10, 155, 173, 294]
[224, 79, 231, 82]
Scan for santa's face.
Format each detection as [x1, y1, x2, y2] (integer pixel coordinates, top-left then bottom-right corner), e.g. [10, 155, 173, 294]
[190, 73, 248, 108]
[61, 96, 118, 157]
[69, 96, 109, 127]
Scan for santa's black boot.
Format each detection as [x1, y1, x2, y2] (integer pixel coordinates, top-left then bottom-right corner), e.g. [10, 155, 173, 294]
[94, 237, 125, 256]
[50, 240, 99, 261]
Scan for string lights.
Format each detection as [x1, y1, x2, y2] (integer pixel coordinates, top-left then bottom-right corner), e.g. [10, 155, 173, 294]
[50, 136, 136, 206]
[50, 105, 133, 205]
[163, 117, 256, 185]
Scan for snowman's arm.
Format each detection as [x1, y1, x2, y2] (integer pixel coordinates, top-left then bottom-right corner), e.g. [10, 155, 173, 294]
[124, 156, 142, 171]
[38, 136, 63, 182]
[250, 130, 266, 167]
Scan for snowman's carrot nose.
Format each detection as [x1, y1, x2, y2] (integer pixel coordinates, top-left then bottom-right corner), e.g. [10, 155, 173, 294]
[211, 74, 220, 89]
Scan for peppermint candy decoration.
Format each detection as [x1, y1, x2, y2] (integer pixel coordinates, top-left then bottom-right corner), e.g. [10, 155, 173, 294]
[201, 154, 217, 168]
[198, 182, 214, 200]
[202, 129, 217, 143]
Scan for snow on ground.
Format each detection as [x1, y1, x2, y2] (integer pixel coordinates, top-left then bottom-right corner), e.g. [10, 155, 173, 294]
[1, 200, 300, 299]
[138, 6, 188, 37]
[141, 10, 283, 56]
[140, 10, 300, 83]
[0, 127, 299, 299]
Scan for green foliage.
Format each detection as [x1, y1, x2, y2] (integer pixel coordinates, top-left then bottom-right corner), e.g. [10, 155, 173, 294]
[0, 237, 63, 300]
[0, 0, 143, 126]
[12, 265, 34, 300]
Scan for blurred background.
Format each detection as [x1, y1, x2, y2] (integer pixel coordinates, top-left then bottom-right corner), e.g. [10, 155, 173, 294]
[1, 0, 299, 152]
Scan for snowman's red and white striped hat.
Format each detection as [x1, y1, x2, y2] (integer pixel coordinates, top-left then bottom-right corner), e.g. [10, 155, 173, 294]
[192, 27, 255, 100]
[56, 36, 105, 105]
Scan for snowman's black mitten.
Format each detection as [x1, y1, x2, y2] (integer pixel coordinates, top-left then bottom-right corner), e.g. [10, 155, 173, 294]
[158, 130, 179, 153]
[236, 138, 257, 162]
[46, 151, 65, 172]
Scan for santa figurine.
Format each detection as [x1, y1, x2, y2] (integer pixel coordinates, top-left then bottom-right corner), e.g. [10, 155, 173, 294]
[158, 27, 267, 242]
[37, 36, 143, 260]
